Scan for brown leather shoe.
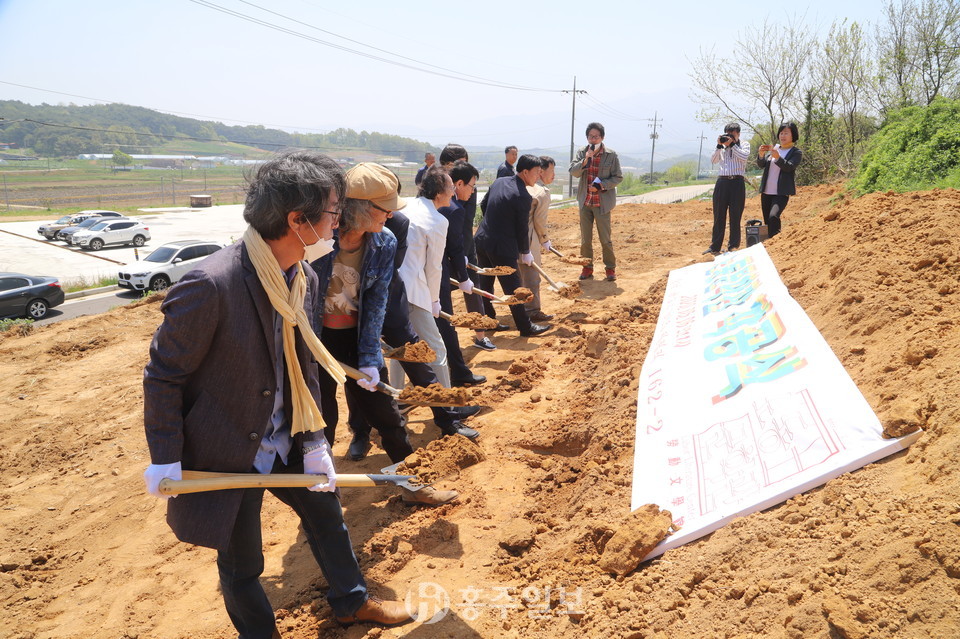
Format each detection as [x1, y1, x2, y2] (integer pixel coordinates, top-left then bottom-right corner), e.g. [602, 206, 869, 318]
[335, 596, 413, 626]
[401, 485, 459, 506]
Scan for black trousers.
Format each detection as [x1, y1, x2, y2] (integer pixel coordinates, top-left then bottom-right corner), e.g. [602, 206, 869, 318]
[711, 176, 745, 251]
[318, 326, 413, 463]
[760, 193, 790, 237]
[475, 247, 534, 334]
[437, 262, 474, 381]
[217, 455, 367, 638]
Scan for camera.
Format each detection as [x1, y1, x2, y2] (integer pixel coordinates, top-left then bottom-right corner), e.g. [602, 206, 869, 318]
[718, 134, 732, 143]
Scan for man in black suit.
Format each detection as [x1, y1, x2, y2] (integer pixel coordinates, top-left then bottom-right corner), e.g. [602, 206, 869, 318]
[142, 150, 411, 635]
[474, 154, 550, 337]
[497, 145, 518, 178]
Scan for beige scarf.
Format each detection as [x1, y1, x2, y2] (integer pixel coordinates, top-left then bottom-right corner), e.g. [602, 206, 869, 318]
[243, 226, 346, 436]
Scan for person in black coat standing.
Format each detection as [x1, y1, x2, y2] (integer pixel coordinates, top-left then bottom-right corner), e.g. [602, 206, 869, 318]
[474, 154, 550, 337]
[756, 122, 803, 238]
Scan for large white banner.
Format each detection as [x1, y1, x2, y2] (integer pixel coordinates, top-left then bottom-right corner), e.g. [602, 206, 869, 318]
[632, 244, 920, 560]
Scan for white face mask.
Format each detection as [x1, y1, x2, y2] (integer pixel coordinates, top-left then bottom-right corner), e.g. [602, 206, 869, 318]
[297, 225, 335, 263]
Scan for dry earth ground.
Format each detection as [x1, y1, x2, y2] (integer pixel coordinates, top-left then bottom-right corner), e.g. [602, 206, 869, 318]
[3, 184, 960, 638]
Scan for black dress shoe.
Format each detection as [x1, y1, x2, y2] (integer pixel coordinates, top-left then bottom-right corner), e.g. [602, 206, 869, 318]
[440, 420, 479, 440]
[519, 323, 550, 337]
[347, 434, 371, 461]
[455, 405, 481, 419]
[451, 373, 486, 386]
[528, 311, 554, 322]
[492, 323, 510, 332]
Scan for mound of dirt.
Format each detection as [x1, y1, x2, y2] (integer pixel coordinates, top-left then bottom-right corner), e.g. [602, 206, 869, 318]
[384, 340, 436, 363]
[445, 312, 499, 330]
[395, 434, 486, 484]
[5, 183, 960, 639]
[398, 382, 470, 406]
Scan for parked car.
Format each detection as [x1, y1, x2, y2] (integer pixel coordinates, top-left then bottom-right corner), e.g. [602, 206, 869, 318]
[0, 273, 65, 320]
[73, 219, 151, 251]
[118, 240, 224, 292]
[37, 210, 122, 240]
[57, 215, 129, 243]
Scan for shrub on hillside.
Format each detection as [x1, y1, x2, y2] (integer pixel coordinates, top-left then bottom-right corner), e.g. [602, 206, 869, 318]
[852, 98, 960, 194]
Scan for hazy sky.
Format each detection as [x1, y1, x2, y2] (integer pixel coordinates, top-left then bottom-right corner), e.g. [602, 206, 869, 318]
[0, 0, 885, 159]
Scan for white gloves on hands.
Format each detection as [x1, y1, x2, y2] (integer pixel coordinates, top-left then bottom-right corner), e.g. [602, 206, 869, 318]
[144, 461, 182, 499]
[357, 366, 380, 392]
[458, 279, 474, 294]
[431, 300, 441, 317]
[541, 240, 552, 253]
[304, 440, 337, 492]
[520, 252, 534, 266]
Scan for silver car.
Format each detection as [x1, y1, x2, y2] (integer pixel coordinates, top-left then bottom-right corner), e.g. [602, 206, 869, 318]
[73, 219, 151, 251]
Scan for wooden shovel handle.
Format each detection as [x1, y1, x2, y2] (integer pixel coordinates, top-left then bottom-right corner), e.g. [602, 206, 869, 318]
[529, 260, 563, 290]
[160, 471, 417, 495]
[337, 360, 401, 397]
[547, 246, 564, 258]
[449, 277, 508, 303]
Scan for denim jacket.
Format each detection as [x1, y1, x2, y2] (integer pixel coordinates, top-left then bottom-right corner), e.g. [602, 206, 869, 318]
[311, 228, 396, 370]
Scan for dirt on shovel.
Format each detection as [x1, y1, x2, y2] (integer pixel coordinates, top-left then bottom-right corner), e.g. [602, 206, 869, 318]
[559, 254, 592, 266]
[398, 383, 471, 406]
[557, 281, 582, 299]
[446, 312, 499, 330]
[395, 433, 486, 484]
[501, 287, 534, 305]
[383, 340, 436, 363]
[479, 265, 516, 276]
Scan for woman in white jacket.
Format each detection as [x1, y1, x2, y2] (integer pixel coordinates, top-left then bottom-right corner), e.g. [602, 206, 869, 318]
[393, 165, 456, 387]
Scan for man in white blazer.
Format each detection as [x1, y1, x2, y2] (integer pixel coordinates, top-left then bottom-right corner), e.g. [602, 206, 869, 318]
[394, 166, 453, 387]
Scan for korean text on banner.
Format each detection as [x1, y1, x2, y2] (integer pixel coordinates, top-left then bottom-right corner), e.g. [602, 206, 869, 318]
[632, 244, 920, 560]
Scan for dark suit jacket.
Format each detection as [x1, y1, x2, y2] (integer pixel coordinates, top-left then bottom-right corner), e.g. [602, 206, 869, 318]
[143, 241, 323, 550]
[757, 146, 802, 196]
[474, 175, 532, 259]
[496, 162, 515, 178]
[437, 200, 469, 282]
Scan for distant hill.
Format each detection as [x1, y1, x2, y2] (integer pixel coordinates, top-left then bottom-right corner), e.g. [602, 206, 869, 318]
[0, 100, 434, 160]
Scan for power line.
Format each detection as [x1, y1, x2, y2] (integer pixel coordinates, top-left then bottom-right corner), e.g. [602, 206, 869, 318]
[189, 0, 563, 93]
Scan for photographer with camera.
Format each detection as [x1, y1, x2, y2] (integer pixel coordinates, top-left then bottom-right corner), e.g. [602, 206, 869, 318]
[756, 122, 803, 238]
[704, 122, 750, 255]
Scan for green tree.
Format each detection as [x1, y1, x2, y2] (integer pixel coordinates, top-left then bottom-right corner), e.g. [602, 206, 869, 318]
[112, 150, 133, 167]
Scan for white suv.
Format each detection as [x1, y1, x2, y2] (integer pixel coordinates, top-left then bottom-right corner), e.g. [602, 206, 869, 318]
[73, 219, 151, 251]
[118, 240, 224, 292]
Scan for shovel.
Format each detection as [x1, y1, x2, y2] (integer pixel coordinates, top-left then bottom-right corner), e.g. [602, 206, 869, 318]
[529, 260, 569, 293]
[547, 246, 591, 266]
[449, 278, 518, 305]
[338, 360, 465, 407]
[160, 469, 422, 495]
[467, 263, 516, 276]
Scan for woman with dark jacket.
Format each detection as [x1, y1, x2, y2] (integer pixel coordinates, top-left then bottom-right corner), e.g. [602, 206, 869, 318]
[310, 182, 414, 464]
[756, 121, 803, 238]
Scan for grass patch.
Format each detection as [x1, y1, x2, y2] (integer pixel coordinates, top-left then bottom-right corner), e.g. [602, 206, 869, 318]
[61, 274, 119, 293]
[0, 318, 34, 336]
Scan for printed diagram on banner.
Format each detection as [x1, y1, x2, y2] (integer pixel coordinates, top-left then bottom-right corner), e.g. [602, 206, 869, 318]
[631, 244, 920, 560]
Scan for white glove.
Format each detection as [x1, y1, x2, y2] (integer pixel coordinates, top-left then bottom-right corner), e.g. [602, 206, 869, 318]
[541, 240, 552, 252]
[431, 300, 441, 317]
[144, 461, 182, 499]
[520, 252, 534, 266]
[303, 440, 337, 492]
[464, 255, 469, 266]
[458, 279, 474, 294]
[357, 366, 380, 392]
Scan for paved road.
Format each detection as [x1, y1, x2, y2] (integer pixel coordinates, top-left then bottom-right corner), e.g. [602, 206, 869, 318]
[1, 205, 247, 285]
[34, 288, 142, 326]
[619, 184, 713, 205]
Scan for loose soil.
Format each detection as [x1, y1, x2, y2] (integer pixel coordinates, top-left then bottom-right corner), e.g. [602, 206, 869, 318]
[477, 265, 516, 276]
[445, 312, 500, 330]
[4, 184, 960, 638]
[384, 340, 436, 363]
[501, 287, 534, 305]
[397, 383, 471, 407]
[395, 435, 486, 485]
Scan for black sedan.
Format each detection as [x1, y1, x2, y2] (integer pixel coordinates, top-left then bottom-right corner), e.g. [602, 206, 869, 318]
[0, 273, 66, 320]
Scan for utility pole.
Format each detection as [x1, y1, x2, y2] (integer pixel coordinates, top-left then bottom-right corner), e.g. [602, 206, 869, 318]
[561, 76, 586, 197]
[648, 112, 661, 184]
[3, 173, 8, 210]
[696, 131, 708, 179]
